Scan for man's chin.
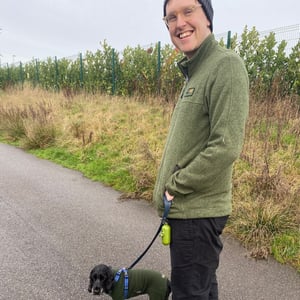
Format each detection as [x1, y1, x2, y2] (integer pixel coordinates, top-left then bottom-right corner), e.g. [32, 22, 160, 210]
[174, 41, 198, 58]
[182, 46, 198, 59]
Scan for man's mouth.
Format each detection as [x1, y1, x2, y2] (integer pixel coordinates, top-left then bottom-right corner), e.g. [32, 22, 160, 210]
[178, 31, 193, 39]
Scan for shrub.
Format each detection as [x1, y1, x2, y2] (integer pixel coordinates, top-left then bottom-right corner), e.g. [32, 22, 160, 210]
[1, 27, 299, 100]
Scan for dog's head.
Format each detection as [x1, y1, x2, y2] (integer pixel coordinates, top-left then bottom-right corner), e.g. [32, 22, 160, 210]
[88, 264, 114, 295]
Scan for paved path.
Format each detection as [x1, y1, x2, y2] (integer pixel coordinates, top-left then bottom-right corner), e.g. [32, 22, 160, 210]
[0, 143, 299, 300]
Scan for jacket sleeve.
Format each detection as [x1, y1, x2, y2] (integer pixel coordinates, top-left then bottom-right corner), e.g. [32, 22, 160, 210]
[165, 55, 249, 196]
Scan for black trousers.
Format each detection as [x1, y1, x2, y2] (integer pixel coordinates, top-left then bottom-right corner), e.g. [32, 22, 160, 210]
[168, 217, 228, 300]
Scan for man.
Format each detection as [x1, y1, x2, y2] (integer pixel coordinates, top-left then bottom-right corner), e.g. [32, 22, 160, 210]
[153, 0, 249, 299]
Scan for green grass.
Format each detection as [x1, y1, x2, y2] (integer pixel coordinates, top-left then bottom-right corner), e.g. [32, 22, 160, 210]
[0, 87, 299, 271]
[272, 232, 300, 272]
[30, 145, 137, 193]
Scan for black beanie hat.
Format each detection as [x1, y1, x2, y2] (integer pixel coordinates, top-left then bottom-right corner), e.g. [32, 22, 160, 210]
[163, 0, 214, 32]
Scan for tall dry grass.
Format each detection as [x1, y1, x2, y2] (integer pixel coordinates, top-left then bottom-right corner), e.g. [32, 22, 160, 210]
[0, 87, 299, 269]
[229, 92, 299, 263]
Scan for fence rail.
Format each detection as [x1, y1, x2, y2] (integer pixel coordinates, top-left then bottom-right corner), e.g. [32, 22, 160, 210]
[1, 24, 299, 68]
[215, 24, 300, 54]
[0, 25, 299, 98]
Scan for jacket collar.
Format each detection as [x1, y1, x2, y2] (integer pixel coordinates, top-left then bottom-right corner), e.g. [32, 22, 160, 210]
[178, 34, 217, 80]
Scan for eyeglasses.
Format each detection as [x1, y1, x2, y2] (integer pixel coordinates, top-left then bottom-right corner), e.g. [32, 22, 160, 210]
[163, 4, 202, 26]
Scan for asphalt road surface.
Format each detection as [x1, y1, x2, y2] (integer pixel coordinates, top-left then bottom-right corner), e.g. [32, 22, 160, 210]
[0, 143, 299, 300]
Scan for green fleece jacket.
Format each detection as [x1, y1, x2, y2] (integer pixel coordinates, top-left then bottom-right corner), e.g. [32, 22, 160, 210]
[109, 269, 169, 300]
[153, 34, 249, 219]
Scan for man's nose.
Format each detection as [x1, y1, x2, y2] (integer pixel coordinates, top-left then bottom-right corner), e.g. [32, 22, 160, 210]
[176, 13, 187, 27]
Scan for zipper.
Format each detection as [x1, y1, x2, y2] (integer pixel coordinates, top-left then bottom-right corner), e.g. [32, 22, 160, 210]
[180, 77, 189, 99]
[178, 62, 189, 99]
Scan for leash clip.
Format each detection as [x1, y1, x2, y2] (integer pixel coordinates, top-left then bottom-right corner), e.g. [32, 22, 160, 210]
[127, 194, 172, 269]
[162, 194, 172, 222]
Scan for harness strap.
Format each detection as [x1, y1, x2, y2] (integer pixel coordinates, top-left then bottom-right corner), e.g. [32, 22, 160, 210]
[114, 268, 129, 299]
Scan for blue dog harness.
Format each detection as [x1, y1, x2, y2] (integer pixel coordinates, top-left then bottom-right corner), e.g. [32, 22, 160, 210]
[115, 196, 171, 299]
[114, 268, 129, 299]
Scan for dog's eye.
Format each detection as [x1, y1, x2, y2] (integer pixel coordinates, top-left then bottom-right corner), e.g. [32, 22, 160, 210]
[92, 274, 98, 280]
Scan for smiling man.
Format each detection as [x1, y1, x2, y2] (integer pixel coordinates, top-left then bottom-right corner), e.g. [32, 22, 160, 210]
[153, 0, 249, 299]
[163, 0, 212, 58]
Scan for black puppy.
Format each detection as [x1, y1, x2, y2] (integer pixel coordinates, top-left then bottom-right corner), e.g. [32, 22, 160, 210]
[88, 264, 171, 300]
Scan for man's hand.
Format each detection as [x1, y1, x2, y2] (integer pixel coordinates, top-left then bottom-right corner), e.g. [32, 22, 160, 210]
[165, 190, 174, 201]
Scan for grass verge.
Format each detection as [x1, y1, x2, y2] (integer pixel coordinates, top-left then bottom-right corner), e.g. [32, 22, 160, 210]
[0, 87, 299, 271]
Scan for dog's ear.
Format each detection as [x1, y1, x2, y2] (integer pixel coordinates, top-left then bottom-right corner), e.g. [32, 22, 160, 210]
[88, 281, 92, 293]
[102, 265, 114, 293]
[88, 269, 94, 293]
[88, 265, 98, 293]
[107, 266, 114, 281]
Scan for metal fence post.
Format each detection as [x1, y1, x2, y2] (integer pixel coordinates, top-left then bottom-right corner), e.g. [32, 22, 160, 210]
[79, 53, 84, 89]
[111, 48, 116, 95]
[19, 62, 24, 88]
[227, 31, 232, 49]
[35, 59, 40, 87]
[157, 41, 161, 95]
[7, 63, 10, 83]
[55, 56, 59, 91]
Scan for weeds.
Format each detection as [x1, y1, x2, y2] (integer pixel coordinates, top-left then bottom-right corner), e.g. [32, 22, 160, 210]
[0, 87, 299, 270]
[0, 105, 26, 139]
[272, 232, 300, 268]
[228, 199, 296, 258]
[229, 92, 300, 268]
[0, 98, 57, 149]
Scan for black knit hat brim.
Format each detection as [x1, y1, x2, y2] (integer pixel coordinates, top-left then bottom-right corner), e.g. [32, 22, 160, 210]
[163, 0, 213, 32]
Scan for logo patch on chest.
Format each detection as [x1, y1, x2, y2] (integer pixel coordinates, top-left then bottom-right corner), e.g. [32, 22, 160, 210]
[184, 87, 195, 97]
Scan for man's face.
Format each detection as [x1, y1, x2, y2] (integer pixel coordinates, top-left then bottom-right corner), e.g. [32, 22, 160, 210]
[164, 0, 211, 58]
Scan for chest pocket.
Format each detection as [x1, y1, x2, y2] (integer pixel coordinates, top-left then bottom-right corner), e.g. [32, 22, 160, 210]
[181, 66, 209, 101]
[180, 83, 206, 107]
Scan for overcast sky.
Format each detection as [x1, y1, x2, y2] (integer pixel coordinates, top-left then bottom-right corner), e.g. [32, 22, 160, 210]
[0, 0, 299, 64]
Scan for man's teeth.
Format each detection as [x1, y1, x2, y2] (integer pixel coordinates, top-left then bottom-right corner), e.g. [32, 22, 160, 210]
[179, 32, 192, 39]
